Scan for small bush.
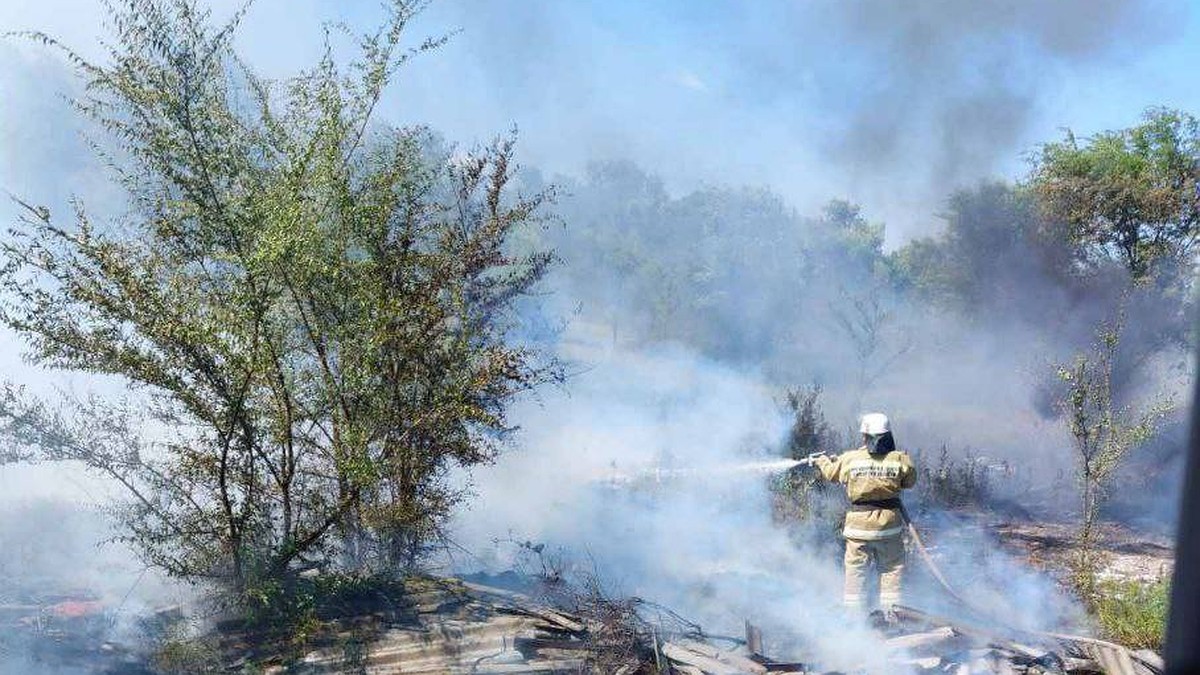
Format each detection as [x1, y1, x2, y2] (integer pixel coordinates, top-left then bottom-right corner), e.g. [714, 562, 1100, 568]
[152, 635, 223, 674]
[1068, 544, 1111, 613]
[769, 387, 849, 547]
[914, 446, 992, 509]
[1091, 577, 1169, 650]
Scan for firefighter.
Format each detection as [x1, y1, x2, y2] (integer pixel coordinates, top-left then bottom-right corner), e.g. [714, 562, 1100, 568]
[814, 412, 916, 612]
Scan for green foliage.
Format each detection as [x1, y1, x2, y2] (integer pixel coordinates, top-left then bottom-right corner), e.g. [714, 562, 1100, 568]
[240, 571, 412, 639]
[154, 572, 419, 668]
[813, 200, 888, 277]
[1090, 577, 1170, 651]
[1031, 107, 1200, 283]
[0, 0, 559, 603]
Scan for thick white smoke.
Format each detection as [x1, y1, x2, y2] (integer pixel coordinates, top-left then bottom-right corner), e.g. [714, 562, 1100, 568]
[451, 321, 1089, 669]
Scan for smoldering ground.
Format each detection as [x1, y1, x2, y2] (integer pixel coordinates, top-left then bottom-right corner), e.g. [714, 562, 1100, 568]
[0, 497, 189, 674]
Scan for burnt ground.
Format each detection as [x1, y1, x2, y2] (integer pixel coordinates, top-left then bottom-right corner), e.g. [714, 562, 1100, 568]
[990, 519, 1175, 582]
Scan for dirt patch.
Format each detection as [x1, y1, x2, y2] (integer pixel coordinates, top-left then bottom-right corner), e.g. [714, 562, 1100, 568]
[991, 519, 1174, 582]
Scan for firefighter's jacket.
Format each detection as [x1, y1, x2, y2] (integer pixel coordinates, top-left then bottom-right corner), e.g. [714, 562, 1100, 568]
[816, 446, 916, 540]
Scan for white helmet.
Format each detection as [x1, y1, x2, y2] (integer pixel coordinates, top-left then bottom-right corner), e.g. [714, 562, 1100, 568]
[859, 412, 891, 436]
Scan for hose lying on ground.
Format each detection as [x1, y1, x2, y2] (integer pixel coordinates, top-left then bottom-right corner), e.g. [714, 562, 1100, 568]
[898, 504, 1163, 673]
[898, 504, 974, 610]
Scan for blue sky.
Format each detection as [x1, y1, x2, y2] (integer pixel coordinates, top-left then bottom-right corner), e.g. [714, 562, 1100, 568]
[3, 0, 1199, 243]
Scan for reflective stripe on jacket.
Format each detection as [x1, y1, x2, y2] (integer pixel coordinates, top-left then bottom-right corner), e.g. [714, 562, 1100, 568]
[817, 446, 916, 540]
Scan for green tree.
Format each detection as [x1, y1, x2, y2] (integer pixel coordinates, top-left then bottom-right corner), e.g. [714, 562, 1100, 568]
[1031, 107, 1200, 283]
[810, 200, 888, 277]
[0, 0, 558, 607]
[827, 290, 911, 411]
[1055, 314, 1170, 604]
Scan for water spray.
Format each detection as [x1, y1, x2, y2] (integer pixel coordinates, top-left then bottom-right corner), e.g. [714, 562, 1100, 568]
[598, 452, 826, 488]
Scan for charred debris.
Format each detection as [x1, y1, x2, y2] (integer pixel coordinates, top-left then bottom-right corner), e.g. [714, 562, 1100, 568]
[225, 577, 1160, 675]
[2, 574, 1160, 674]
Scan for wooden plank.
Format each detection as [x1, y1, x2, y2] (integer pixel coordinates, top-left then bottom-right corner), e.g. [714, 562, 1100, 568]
[758, 663, 806, 673]
[495, 605, 586, 634]
[889, 605, 1062, 666]
[1060, 656, 1103, 673]
[999, 640, 1052, 660]
[513, 636, 591, 653]
[459, 582, 584, 621]
[443, 661, 589, 674]
[661, 642, 749, 675]
[674, 639, 766, 673]
[674, 640, 723, 658]
[1133, 649, 1165, 672]
[711, 650, 768, 673]
[885, 626, 957, 651]
[458, 580, 535, 602]
[892, 655, 942, 670]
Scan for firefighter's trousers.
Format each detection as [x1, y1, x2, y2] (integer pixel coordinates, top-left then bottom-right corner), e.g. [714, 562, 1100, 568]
[843, 535, 904, 609]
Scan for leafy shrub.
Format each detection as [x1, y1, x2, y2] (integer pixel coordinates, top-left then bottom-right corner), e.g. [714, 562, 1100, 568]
[152, 634, 223, 675]
[1091, 577, 1169, 650]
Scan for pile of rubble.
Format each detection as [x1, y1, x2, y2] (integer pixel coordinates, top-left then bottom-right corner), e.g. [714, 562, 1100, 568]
[229, 577, 602, 674]
[237, 577, 1162, 675]
[839, 606, 1163, 675]
[624, 606, 1164, 675]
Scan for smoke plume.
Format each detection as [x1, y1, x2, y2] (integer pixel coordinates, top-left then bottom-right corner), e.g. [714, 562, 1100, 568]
[0, 1, 1192, 669]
